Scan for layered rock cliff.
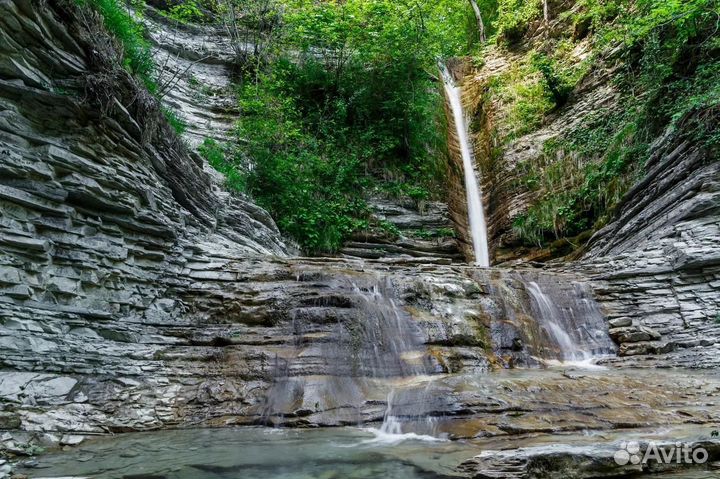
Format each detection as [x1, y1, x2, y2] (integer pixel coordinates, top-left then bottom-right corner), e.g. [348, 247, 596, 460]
[0, 0, 291, 436]
[444, 9, 720, 366]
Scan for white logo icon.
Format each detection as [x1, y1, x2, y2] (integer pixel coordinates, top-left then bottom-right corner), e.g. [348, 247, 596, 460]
[613, 440, 708, 466]
[614, 441, 642, 465]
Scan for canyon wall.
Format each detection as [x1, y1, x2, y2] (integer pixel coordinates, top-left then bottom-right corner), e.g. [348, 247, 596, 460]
[0, 0, 562, 438]
[452, 52, 719, 365]
[0, 0, 290, 436]
[581, 114, 720, 367]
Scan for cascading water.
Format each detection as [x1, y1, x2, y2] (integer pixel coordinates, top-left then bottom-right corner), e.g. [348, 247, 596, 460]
[349, 280, 442, 439]
[524, 277, 617, 364]
[440, 64, 490, 267]
[485, 270, 616, 367]
[263, 272, 443, 438]
[527, 281, 588, 361]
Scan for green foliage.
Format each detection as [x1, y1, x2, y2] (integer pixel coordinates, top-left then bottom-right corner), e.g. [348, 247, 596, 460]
[232, 76, 372, 253]
[488, 46, 591, 140]
[506, 0, 720, 247]
[199, 139, 247, 192]
[494, 0, 542, 43]
[75, 0, 156, 92]
[162, 107, 187, 135]
[213, 0, 475, 253]
[513, 118, 642, 244]
[376, 220, 401, 239]
[531, 53, 575, 108]
[166, 0, 205, 23]
[156, 0, 221, 23]
[409, 227, 457, 240]
[280, 0, 471, 171]
[488, 60, 555, 139]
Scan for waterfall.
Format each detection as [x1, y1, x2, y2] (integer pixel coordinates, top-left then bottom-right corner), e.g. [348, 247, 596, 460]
[526, 281, 590, 361]
[441, 64, 490, 267]
[524, 279, 616, 363]
[262, 273, 442, 437]
[350, 281, 439, 439]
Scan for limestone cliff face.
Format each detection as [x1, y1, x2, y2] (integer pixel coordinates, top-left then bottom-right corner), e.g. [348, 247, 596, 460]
[0, 0, 290, 433]
[0, 0, 718, 454]
[0, 0, 504, 437]
[141, 7, 240, 150]
[580, 112, 720, 365]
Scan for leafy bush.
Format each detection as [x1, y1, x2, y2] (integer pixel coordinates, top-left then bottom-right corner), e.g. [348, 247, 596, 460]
[489, 60, 555, 139]
[210, 0, 476, 253]
[166, 0, 205, 23]
[230, 76, 373, 253]
[494, 0, 542, 43]
[75, 0, 156, 92]
[198, 139, 247, 192]
[162, 107, 187, 135]
[505, 0, 720, 247]
[531, 53, 576, 108]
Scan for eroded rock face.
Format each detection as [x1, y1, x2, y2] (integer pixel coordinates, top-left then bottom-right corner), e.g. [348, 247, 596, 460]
[341, 198, 464, 261]
[452, 35, 719, 369]
[0, 5, 719, 479]
[142, 6, 240, 150]
[0, 0, 289, 434]
[460, 438, 720, 479]
[577, 119, 720, 368]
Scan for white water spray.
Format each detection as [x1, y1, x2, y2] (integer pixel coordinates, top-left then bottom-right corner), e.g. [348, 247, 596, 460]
[440, 64, 490, 267]
[525, 280, 615, 364]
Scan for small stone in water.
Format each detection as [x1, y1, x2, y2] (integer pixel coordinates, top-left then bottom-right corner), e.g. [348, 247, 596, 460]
[59, 435, 84, 447]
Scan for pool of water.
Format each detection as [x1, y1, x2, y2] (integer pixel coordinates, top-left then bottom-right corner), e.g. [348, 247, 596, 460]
[20, 427, 477, 479]
[16, 424, 720, 479]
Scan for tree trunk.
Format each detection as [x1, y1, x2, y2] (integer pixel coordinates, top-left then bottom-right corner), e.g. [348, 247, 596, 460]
[543, 0, 549, 22]
[468, 0, 486, 43]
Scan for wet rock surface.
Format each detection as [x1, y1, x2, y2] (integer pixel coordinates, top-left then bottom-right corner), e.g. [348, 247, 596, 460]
[577, 119, 720, 369]
[459, 437, 720, 479]
[455, 30, 720, 369]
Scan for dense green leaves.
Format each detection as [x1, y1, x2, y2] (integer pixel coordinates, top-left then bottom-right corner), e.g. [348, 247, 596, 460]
[510, 0, 720, 246]
[75, 0, 156, 91]
[212, 0, 476, 253]
[230, 74, 372, 253]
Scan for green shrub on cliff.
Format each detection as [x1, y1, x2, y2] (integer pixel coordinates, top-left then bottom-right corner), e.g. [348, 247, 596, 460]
[232, 76, 372, 254]
[213, 0, 476, 253]
[75, 0, 191, 138]
[495, 0, 720, 246]
[495, 0, 542, 42]
[74, 0, 155, 91]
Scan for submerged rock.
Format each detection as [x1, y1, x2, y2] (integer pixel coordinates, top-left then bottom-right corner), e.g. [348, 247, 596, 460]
[459, 439, 720, 479]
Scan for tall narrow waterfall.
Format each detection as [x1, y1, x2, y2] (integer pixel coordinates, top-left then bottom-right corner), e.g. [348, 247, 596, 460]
[441, 65, 490, 267]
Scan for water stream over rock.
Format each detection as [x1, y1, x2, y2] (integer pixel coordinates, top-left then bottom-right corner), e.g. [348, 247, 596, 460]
[441, 64, 490, 267]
